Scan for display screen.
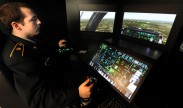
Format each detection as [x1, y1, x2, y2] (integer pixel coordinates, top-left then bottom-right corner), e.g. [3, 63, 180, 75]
[121, 12, 176, 45]
[89, 42, 151, 102]
[80, 11, 115, 33]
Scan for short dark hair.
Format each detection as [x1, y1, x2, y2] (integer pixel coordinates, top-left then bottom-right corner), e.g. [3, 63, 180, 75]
[0, 2, 31, 32]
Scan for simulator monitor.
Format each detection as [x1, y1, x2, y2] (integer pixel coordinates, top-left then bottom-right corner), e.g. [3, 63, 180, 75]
[121, 12, 176, 45]
[80, 11, 115, 33]
[119, 4, 183, 51]
[89, 42, 152, 103]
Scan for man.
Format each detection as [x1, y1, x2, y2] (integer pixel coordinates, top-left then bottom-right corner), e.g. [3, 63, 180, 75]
[0, 2, 93, 108]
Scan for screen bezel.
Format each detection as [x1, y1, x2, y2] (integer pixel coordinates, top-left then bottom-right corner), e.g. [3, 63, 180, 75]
[120, 4, 183, 51]
[89, 41, 153, 103]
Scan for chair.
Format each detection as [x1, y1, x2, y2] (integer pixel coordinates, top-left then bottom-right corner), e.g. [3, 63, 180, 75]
[0, 64, 29, 108]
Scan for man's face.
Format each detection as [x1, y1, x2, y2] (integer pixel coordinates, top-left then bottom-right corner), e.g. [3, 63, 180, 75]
[19, 7, 41, 38]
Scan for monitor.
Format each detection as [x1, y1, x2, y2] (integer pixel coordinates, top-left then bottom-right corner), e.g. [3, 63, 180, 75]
[78, 4, 117, 34]
[89, 42, 152, 103]
[120, 4, 182, 50]
[121, 12, 176, 45]
[80, 11, 115, 33]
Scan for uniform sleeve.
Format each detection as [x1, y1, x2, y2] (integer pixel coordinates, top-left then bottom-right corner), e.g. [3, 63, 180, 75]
[6, 54, 80, 108]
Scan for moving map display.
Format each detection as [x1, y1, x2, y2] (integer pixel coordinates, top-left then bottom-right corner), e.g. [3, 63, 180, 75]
[89, 43, 151, 102]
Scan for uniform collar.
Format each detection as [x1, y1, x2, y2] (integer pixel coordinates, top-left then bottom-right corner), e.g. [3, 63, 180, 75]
[9, 35, 37, 49]
[9, 34, 38, 47]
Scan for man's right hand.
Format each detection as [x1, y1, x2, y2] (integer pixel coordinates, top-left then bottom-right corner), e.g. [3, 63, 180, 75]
[58, 39, 67, 47]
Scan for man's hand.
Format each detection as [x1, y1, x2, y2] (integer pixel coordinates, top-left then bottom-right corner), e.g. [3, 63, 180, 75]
[58, 39, 67, 47]
[78, 78, 94, 99]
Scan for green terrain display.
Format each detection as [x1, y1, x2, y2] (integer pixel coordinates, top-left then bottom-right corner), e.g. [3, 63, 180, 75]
[80, 19, 114, 33]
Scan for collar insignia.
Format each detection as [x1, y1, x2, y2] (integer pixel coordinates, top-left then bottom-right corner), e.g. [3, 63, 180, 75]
[10, 43, 24, 57]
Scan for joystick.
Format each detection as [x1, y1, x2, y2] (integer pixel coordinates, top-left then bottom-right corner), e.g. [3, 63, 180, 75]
[86, 77, 97, 86]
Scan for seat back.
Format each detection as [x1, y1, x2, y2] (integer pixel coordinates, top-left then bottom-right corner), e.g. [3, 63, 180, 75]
[0, 63, 29, 108]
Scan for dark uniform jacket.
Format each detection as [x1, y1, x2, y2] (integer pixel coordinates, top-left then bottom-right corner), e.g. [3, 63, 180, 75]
[2, 35, 80, 108]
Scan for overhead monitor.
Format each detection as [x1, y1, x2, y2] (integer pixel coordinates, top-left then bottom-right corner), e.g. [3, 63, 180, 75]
[89, 42, 152, 103]
[80, 11, 115, 33]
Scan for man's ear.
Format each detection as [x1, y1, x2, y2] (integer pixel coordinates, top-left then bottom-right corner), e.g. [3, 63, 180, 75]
[11, 22, 22, 30]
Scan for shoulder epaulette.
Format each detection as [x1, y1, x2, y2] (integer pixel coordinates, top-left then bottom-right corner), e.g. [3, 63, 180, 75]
[10, 43, 24, 57]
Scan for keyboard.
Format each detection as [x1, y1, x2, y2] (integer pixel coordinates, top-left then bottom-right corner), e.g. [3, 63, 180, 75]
[97, 95, 126, 108]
